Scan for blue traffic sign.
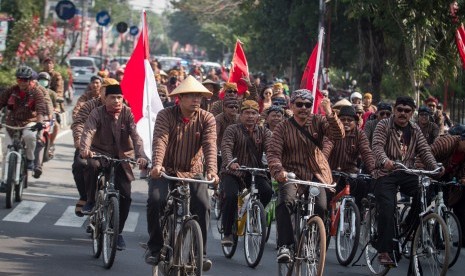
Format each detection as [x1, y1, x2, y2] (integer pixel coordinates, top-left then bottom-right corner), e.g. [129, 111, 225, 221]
[96, 10, 111, 26]
[55, 0, 76, 20]
[129, 26, 139, 36]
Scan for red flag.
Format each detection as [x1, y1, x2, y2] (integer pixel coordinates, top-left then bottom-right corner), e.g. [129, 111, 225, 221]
[228, 40, 249, 96]
[121, 10, 163, 159]
[220, 65, 228, 82]
[456, 24, 465, 69]
[300, 43, 324, 114]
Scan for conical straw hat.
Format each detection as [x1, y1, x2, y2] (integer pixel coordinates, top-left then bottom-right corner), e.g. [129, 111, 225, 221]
[169, 75, 213, 97]
[332, 98, 352, 109]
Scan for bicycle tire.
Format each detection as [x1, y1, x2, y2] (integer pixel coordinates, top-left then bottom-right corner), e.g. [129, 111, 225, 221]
[441, 210, 462, 268]
[15, 156, 27, 202]
[158, 214, 176, 276]
[212, 191, 222, 220]
[244, 201, 267, 268]
[278, 261, 293, 276]
[265, 199, 275, 243]
[102, 196, 119, 269]
[336, 200, 361, 266]
[363, 206, 390, 276]
[295, 215, 326, 276]
[173, 219, 203, 275]
[412, 212, 449, 276]
[220, 211, 238, 258]
[91, 215, 102, 258]
[5, 153, 17, 209]
[42, 134, 51, 162]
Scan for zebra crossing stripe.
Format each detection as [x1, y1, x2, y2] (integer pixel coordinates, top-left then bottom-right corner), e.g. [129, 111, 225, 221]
[3, 200, 46, 223]
[54, 206, 87, 227]
[122, 211, 139, 232]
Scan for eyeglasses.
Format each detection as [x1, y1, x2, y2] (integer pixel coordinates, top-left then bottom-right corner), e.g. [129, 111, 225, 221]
[294, 102, 312, 108]
[226, 105, 239, 109]
[379, 111, 391, 117]
[396, 107, 413, 114]
[340, 117, 355, 123]
[226, 89, 237, 94]
[16, 78, 30, 83]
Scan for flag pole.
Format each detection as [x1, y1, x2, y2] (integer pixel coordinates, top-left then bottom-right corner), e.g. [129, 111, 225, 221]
[312, 27, 324, 112]
[142, 10, 153, 158]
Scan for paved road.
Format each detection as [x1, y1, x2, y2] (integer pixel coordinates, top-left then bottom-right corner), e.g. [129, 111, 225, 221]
[1, 111, 464, 275]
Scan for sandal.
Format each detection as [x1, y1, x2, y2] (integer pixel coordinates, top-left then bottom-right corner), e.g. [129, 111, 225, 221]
[75, 200, 86, 217]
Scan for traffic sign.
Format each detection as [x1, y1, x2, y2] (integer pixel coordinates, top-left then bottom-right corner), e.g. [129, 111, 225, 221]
[129, 26, 139, 36]
[116, 22, 128, 33]
[96, 10, 111, 26]
[55, 0, 76, 20]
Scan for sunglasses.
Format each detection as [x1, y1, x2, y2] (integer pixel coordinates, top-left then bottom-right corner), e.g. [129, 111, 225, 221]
[273, 102, 287, 106]
[294, 102, 312, 108]
[396, 107, 413, 114]
[226, 90, 237, 94]
[17, 78, 30, 83]
[379, 111, 391, 117]
[226, 105, 239, 109]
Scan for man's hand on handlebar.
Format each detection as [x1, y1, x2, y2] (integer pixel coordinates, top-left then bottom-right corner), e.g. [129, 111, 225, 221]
[276, 170, 288, 183]
[384, 159, 395, 171]
[80, 149, 94, 159]
[207, 172, 219, 187]
[229, 163, 240, 171]
[150, 165, 164, 179]
[136, 158, 148, 170]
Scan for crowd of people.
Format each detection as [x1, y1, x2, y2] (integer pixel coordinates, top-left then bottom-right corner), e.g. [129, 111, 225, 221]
[2, 56, 465, 274]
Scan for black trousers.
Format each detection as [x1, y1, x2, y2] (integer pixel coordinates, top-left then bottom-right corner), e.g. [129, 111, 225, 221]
[84, 158, 132, 234]
[146, 175, 210, 255]
[221, 174, 273, 236]
[374, 171, 419, 252]
[451, 195, 465, 246]
[276, 177, 327, 247]
[72, 149, 87, 201]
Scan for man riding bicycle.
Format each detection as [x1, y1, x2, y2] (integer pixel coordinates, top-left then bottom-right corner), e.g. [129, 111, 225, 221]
[266, 89, 344, 262]
[372, 96, 443, 265]
[220, 100, 273, 246]
[80, 84, 148, 250]
[146, 76, 219, 271]
[0, 65, 47, 175]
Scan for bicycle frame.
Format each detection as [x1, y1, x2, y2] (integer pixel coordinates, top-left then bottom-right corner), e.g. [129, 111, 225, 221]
[329, 184, 354, 236]
[2, 126, 31, 185]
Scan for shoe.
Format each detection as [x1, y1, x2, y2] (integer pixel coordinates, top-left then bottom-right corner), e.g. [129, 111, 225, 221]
[203, 257, 212, 272]
[277, 246, 291, 263]
[144, 250, 160, 266]
[75, 200, 86, 217]
[33, 167, 42, 179]
[221, 235, 234, 246]
[82, 202, 95, 214]
[27, 160, 34, 171]
[378, 252, 395, 265]
[117, 234, 126, 251]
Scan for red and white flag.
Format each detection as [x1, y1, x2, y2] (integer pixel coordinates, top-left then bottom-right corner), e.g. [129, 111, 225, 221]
[300, 28, 324, 114]
[456, 24, 465, 69]
[121, 10, 163, 159]
[228, 39, 249, 96]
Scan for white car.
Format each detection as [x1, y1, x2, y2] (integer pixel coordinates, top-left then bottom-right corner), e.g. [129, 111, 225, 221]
[69, 57, 99, 84]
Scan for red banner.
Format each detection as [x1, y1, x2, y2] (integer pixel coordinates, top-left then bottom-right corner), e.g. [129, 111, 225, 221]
[228, 40, 249, 96]
[456, 24, 465, 69]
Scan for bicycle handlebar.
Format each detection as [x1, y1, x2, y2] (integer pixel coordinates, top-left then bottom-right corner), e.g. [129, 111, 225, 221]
[91, 153, 137, 165]
[431, 179, 462, 187]
[394, 162, 442, 176]
[237, 166, 269, 173]
[3, 124, 39, 131]
[161, 172, 215, 184]
[285, 172, 337, 189]
[332, 170, 372, 180]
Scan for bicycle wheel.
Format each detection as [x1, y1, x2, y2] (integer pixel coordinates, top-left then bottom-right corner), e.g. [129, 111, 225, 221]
[364, 207, 390, 276]
[265, 199, 275, 243]
[441, 210, 462, 268]
[42, 134, 51, 162]
[336, 200, 360, 266]
[5, 153, 17, 209]
[295, 215, 326, 276]
[15, 156, 27, 202]
[173, 219, 203, 275]
[412, 212, 449, 276]
[278, 261, 293, 276]
[158, 214, 176, 275]
[91, 214, 102, 258]
[244, 201, 267, 268]
[102, 196, 119, 269]
[211, 191, 222, 220]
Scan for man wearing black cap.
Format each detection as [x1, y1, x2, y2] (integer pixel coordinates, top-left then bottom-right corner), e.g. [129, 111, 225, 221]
[80, 84, 149, 250]
[72, 75, 103, 118]
[265, 105, 284, 132]
[372, 96, 443, 265]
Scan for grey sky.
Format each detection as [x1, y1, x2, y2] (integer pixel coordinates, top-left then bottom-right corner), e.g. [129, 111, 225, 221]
[129, 0, 170, 14]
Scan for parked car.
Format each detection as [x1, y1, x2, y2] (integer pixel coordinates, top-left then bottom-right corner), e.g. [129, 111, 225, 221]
[69, 57, 99, 84]
[156, 56, 183, 71]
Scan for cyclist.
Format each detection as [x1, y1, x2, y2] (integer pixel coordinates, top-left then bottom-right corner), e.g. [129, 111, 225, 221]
[72, 75, 103, 119]
[80, 83, 148, 250]
[220, 100, 273, 246]
[266, 89, 344, 262]
[264, 105, 284, 131]
[364, 102, 392, 147]
[417, 105, 439, 145]
[430, 125, 465, 247]
[210, 82, 239, 116]
[71, 78, 115, 217]
[215, 94, 240, 150]
[146, 76, 219, 271]
[42, 57, 65, 112]
[327, 105, 375, 208]
[424, 95, 445, 135]
[201, 79, 221, 112]
[0, 65, 47, 172]
[372, 96, 443, 265]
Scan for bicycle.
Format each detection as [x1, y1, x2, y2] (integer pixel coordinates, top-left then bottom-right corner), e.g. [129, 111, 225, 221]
[210, 152, 223, 220]
[265, 179, 278, 244]
[153, 172, 214, 276]
[87, 154, 136, 269]
[355, 163, 450, 276]
[278, 173, 336, 276]
[0, 124, 38, 208]
[218, 161, 268, 268]
[328, 171, 364, 266]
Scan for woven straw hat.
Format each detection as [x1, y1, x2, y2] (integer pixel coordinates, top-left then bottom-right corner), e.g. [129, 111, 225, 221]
[169, 75, 213, 97]
[332, 98, 352, 109]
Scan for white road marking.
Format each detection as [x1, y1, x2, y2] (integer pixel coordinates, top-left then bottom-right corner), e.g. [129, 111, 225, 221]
[3, 200, 46, 223]
[123, 211, 139, 232]
[55, 129, 71, 140]
[54, 206, 87, 227]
